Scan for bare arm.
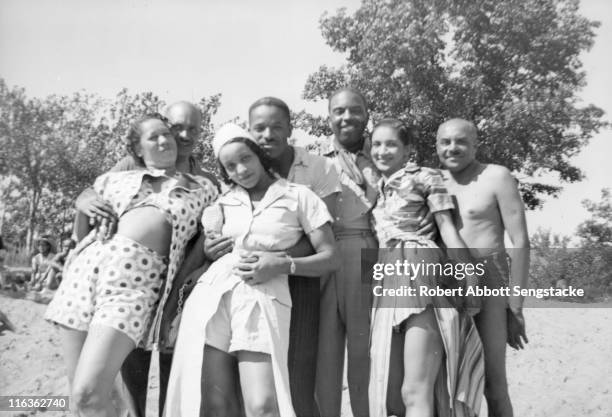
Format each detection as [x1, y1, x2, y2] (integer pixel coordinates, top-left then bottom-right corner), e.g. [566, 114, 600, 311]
[434, 210, 472, 263]
[285, 192, 338, 258]
[496, 169, 530, 311]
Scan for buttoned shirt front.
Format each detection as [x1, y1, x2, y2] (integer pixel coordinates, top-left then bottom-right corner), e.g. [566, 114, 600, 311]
[202, 179, 332, 305]
[324, 137, 380, 230]
[372, 164, 454, 247]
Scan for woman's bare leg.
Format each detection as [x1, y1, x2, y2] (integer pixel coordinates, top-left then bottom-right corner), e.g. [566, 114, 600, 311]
[237, 351, 279, 417]
[402, 308, 444, 417]
[60, 327, 87, 416]
[71, 324, 135, 417]
[202, 345, 241, 417]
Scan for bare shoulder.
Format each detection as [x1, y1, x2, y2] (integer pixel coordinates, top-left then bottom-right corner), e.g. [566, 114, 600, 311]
[481, 164, 518, 188]
[482, 163, 513, 180]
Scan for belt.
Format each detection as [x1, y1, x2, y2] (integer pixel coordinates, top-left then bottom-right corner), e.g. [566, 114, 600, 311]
[333, 228, 375, 240]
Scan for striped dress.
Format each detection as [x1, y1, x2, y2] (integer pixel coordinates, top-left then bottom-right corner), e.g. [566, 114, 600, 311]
[369, 163, 484, 417]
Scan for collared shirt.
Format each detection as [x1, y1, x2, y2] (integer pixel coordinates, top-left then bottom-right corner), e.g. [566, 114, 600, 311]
[285, 146, 341, 199]
[111, 155, 220, 190]
[91, 169, 219, 345]
[202, 179, 332, 305]
[372, 164, 454, 246]
[324, 137, 380, 230]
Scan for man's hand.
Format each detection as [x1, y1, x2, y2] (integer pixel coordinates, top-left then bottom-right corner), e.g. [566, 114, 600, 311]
[507, 308, 528, 350]
[76, 187, 116, 221]
[203, 235, 234, 261]
[233, 251, 289, 285]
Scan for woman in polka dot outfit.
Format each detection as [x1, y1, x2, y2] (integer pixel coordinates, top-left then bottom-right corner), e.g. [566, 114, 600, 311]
[45, 113, 218, 417]
[164, 124, 339, 417]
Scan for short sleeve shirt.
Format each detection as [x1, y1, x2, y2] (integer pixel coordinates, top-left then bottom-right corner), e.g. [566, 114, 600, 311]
[324, 137, 380, 230]
[286, 146, 341, 199]
[202, 179, 332, 304]
[372, 164, 454, 246]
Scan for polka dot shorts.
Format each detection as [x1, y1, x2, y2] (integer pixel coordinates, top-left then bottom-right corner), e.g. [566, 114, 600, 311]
[45, 235, 167, 346]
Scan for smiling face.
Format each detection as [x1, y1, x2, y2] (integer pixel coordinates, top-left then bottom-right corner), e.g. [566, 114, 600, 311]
[436, 120, 477, 173]
[135, 119, 177, 169]
[328, 90, 368, 150]
[371, 125, 411, 177]
[166, 102, 201, 158]
[218, 141, 266, 190]
[249, 104, 292, 160]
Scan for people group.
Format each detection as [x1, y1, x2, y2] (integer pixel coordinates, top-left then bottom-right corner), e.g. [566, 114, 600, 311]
[45, 88, 530, 417]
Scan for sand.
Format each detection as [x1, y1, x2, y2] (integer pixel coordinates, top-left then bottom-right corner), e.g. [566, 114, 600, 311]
[1, 293, 611, 417]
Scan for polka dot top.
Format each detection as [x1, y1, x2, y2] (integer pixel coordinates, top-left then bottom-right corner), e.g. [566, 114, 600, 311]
[93, 169, 219, 346]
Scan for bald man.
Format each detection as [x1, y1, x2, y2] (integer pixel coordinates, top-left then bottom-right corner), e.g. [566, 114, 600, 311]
[436, 118, 530, 417]
[74, 101, 218, 417]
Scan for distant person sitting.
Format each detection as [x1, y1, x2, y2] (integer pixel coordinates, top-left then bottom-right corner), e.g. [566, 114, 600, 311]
[30, 236, 55, 291]
[38, 238, 76, 292]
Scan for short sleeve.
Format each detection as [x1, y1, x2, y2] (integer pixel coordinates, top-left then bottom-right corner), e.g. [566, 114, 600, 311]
[296, 186, 333, 234]
[109, 155, 141, 172]
[421, 169, 454, 213]
[311, 157, 342, 198]
[92, 173, 112, 197]
[201, 201, 224, 235]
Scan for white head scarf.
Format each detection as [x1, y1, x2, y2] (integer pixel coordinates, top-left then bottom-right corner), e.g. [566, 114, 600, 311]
[212, 123, 258, 158]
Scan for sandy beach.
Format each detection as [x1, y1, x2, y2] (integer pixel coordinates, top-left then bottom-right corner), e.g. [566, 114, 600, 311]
[1, 293, 611, 417]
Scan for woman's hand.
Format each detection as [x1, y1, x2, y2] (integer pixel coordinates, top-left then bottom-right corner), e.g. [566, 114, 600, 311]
[203, 235, 234, 261]
[233, 251, 290, 285]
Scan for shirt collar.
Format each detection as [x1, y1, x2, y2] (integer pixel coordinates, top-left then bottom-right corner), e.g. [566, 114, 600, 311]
[136, 168, 203, 192]
[324, 135, 372, 159]
[378, 163, 420, 190]
[221, 178, 291, 212]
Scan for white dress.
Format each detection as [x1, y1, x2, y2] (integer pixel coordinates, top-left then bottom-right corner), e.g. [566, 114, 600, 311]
[164, 179, 332, 417]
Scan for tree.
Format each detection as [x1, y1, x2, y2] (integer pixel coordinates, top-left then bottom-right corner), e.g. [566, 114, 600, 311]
[299, 0, 607, 208]
[0, 80, 222, 250]
[0, 80, 116, 249]
[577, 188, 612, 246]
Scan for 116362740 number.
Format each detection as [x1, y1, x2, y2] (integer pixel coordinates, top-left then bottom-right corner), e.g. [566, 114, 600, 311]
[0, 396, 69, 411]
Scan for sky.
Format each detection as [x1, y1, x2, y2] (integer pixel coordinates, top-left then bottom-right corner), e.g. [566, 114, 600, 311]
[1, 0, 610, 239]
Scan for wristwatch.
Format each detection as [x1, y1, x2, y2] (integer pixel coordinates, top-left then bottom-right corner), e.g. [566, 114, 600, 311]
[288, 256, 296, 274]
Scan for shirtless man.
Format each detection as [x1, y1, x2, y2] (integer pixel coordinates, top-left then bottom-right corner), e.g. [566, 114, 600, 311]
[436, 118, 530, 417]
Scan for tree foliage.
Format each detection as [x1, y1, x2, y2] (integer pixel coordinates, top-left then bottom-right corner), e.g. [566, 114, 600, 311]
[577, 188, 612, 246]
[299, 0, 607, 208]
[0, 79, 221, 251]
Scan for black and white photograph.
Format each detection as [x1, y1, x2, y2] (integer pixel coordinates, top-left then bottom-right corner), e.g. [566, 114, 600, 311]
[0, 1, 610, 416]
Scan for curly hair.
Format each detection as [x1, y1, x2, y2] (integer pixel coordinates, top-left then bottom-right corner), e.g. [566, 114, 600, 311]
[217, 138, 276, 186]
[124, 113, 169, 165]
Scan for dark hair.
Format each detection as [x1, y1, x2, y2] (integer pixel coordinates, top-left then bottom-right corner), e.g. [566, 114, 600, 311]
[125, 113, 170, 165]
[372, 118, 416, 147]
[328, 87, 369, 112]
[217, 138, 276, 186]
[248, 97, 291, 125]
